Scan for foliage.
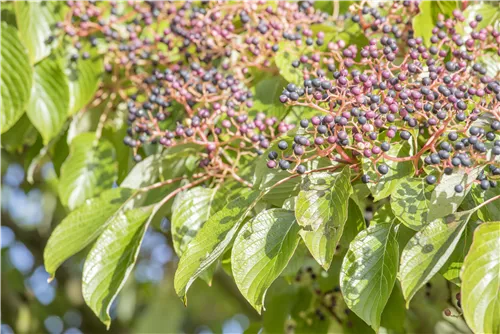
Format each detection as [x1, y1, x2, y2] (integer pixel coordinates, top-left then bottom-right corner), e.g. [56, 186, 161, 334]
[1, 1, 499, 333]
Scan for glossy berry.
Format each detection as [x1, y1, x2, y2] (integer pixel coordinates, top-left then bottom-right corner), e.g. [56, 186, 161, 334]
[378, 164, 389, 175]
[278, 141, 288, 150]
[279, 160, 290, 170]
[426, 175, 437, 184]
[454, 184, 464, 193]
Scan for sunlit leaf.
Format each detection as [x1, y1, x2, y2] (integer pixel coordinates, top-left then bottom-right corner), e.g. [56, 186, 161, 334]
[82, 206, 153, 327]
[59, 133, 118, 210]
[461, 221, 500, 334]
[232, 209, 300, 313]
[174, 190, 261, 302]
[340, 222, 399, 330]
[399, 209, 475, 306]
[26, 54, 69, 144]
[296, 167, 352, 269]
[0, 22, 32, 133]
[44, 187, 134, 277]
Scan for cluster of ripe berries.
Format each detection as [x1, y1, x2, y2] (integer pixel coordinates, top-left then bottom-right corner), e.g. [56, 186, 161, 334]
[269, 8, 500, 193]
[54, 1, 326, 76]
[123, 64, 293, 163]
[54, 1, 328, 170]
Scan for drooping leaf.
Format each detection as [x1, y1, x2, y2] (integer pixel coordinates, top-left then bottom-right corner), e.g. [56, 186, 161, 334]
[174, 190, 261, 302]
[27, 55, 70, 144]
[439, 223, 473, 286]
[391, 177, 432, 230]
[14, 1, 67, 64]
[340, 222, 399, 330]
[121, 144, 201, 189]
[1, 114, 38, 153]
[250, 75, 289, 119]
[82, 206, 153, 327]
[427, 167, 481, 221]
[469, 184, 500, 222]
[59, 133, 118, 210]
[399, 209, 475, 306]
[380, 282, 406, 333]
[296, 167, 352, 269]
[63, 45, 103, 115]
[339, 199, 366, 249]
[0, 22, 32, 133]
[171, 187, 217, 255]
[44, 187, 134, 277]
[461, 221, 500, 334]
[232, 209, 300, 313]
[362, 141, 414, 201]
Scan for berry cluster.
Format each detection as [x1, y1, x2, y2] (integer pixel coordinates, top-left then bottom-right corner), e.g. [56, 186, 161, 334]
[271, 8, 499, 193]
[123, 64, 293, 167]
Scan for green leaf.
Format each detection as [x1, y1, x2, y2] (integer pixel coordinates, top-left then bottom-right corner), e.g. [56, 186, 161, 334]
[413, 1, 458, 45]
[275, 43, 303, 85]
[27, 55, 70, 144]
[250, 76, 289, 119]
[1, 114, 38, 153]
[82, 206, 153, 327]
[174, 190, 261, 301]
[340, 222, 399, 331]
[399, 209, 475, 306]
[232, 209, 300, 313]
[59, 133, 118, 210]
[44, 187, 134, 277]
[171, 187, 217, 255]
[380, 283, 406, 333]
[339, 199, 366, 249]
[461, 221, 500, 334]
[0, 22, 32, 133]
[1, 4, 17, 27]
[464, 3, 500, 30]
[296, 167, 352, 269]
[121, 144, 201, 189]
[427, 168, 481, 221]
[469, 185, 500, 221]
[439, 223, 473, 286]
[14, 1, 67, 64]
[362, 141, 414, 201]
[63, 46, 103, 115]
[391, 177, 432, 230]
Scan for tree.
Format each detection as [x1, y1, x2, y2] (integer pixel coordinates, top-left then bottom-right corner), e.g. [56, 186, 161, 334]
[1, 1, 499, 333]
